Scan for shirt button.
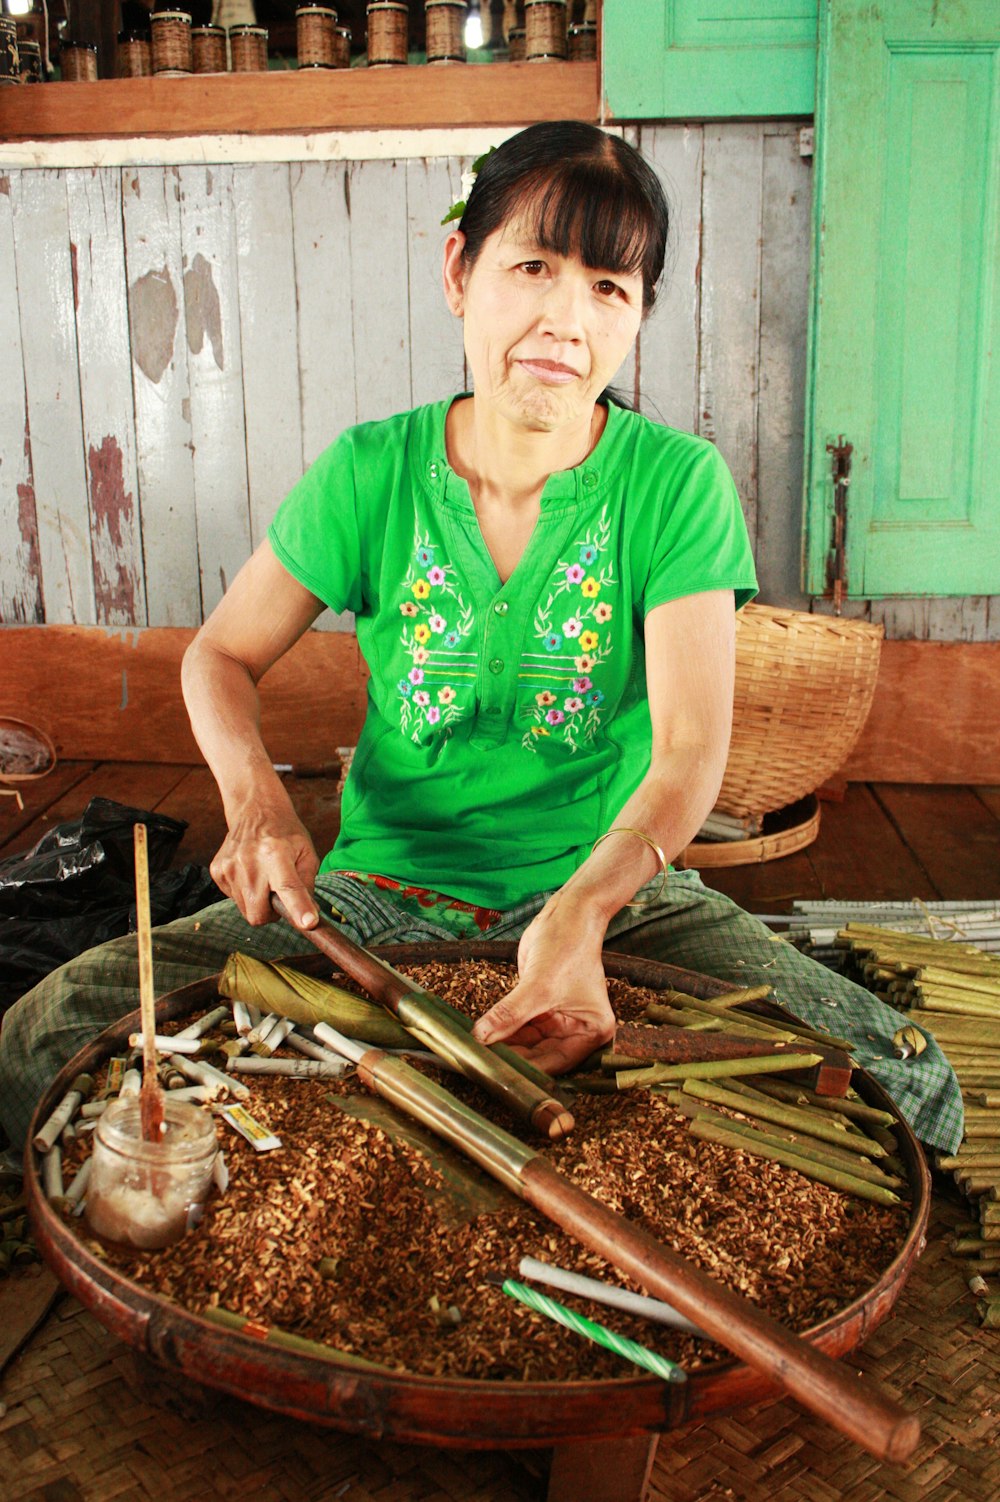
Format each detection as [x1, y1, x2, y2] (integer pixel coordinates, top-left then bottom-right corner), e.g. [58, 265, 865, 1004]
[583, 471, 598, 489]
[493, 601, 509, 615]
[489, 657, 504, 674]
[428, 462, 440, 479]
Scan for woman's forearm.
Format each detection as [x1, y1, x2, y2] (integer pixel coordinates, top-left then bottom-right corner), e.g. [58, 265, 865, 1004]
[181, 636, 290, 820]
[557, 749, 726, 927]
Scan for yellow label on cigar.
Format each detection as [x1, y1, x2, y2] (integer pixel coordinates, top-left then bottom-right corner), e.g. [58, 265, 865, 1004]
[105, 1057, 127, 1096]
[220, 1104, 282, 1152]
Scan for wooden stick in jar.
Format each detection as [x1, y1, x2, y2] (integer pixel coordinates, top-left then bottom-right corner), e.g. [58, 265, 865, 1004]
[315, 1022, 919, 1464]
[271, 897, 574, 1140]
[134, 824, 164, 1142]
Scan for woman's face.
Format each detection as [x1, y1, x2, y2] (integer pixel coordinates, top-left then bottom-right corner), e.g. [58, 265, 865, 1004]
[443, 220, 644, 435]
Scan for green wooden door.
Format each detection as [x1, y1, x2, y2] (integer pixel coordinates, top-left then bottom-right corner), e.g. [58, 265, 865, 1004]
[805, 0, 1000, 598]
[604, 1, 818, 119]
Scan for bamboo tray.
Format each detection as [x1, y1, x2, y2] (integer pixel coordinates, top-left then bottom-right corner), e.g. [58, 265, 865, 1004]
[680, 794, 821, 868]
[25, 944, 930, 1495]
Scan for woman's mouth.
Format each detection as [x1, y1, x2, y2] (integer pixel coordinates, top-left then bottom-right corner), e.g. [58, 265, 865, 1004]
[517, 359, 580, 386]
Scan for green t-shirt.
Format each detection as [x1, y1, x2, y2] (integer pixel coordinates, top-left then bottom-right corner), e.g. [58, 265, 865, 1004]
[268, 397, 758, 907]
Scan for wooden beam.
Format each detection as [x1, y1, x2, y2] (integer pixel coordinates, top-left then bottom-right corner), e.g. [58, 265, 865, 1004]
[0, 62, 598, 141]
[3, 628, 998, 783]
[843, 640, 1000, 783]
[2, 625, 368, 765]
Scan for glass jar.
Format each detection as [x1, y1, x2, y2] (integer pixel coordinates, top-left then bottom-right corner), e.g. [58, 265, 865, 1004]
[85, 1094, 218, 1250]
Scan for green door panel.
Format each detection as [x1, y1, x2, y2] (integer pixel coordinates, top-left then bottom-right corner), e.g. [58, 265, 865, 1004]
[805, 1, 1000, 598]
[603, 1, 818, 120]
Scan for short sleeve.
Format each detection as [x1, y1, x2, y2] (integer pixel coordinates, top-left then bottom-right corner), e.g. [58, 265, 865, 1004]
[641, 439, 758, 614]
[267, 431, 364, 615]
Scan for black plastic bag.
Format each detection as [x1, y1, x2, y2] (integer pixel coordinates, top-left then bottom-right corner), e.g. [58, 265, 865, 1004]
[0, 798, 222, 1012]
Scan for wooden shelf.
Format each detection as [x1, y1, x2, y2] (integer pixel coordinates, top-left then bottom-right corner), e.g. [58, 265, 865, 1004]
[0, 61, 599, 141]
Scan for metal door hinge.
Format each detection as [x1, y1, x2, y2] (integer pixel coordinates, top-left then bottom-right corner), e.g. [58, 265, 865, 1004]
[825, 436, 853, 615]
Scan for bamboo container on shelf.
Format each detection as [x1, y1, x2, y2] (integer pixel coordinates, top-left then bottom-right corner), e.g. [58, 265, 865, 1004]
[367, 0, 408, 65]
[229, 23, 268, 70]
[60, 40, 99, 80]
[151, 10, 193, 73]
[567, 19, 596, 59]
[524, 0, 567, 60]
[296, 3, 338, 68]
[425, 0, 466, 63]
[117, 32, 152, 75]
[331, 24, 351, 64]
[507, 25, 525, 59]
[192, 24, 227, 72]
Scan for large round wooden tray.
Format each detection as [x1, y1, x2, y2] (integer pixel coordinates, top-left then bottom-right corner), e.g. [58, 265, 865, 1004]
[26, 943, 931, 1456]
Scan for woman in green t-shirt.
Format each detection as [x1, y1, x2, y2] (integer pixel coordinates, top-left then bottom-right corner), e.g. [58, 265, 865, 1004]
[0, 122, 962, 1157]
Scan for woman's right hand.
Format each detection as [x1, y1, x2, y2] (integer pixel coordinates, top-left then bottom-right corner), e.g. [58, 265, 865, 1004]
[210, 796, 320, 928]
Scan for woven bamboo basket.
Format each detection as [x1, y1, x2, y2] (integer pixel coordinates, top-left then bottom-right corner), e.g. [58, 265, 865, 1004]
[715, 604, 883, 820]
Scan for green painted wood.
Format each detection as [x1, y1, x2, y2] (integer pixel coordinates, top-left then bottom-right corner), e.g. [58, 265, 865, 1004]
[603, 1, 818, 121]
[805, 1, 1000, 599]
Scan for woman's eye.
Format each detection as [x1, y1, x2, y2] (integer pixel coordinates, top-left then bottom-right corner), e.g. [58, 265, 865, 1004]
[520, 260, 546, 275]
[595, 279, 623, 298]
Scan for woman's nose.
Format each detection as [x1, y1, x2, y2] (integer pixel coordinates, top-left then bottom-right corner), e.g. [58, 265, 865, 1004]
[537, 275, 587, 339]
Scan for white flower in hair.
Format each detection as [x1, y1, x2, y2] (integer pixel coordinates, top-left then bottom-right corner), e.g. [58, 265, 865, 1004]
[441, 147, 496, 225]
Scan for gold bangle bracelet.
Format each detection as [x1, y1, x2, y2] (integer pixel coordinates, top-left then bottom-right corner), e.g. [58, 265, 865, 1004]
[590, 826, 668, 909]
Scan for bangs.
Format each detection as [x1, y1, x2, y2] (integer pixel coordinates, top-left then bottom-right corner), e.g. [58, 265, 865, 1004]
[507, 163, 664, 289]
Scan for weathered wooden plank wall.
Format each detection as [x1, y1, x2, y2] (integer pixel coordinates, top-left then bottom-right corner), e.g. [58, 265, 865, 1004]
[2, 127, 996, 639]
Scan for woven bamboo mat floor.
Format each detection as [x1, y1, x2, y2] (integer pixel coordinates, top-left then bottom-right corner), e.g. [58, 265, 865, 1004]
[0, 1185, 996, 1502]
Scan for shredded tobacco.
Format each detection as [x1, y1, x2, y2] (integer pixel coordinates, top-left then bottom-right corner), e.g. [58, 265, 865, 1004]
[62, 959, 909, 1383]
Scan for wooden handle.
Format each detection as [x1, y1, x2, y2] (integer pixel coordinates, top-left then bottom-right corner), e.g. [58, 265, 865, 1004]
[271, 898, 574, 1140]
[133, 823, 164, 1140]
[519, 1156, 920, 1464]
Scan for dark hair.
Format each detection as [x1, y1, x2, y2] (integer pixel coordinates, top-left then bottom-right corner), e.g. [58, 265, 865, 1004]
[458, 121, 670, 312]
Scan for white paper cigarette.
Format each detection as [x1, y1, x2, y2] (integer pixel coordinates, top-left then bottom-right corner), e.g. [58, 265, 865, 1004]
[169, 1053, 250, 1100]
[64, 1156, 92, 1208]
[176, 1005, 230, 1041]
[80, 1099, 110, 1119]
[517, 1256, 706, 1337]
[227, 1056, 350, 1079]
[166, 1084, 218, 1103]
[129, 1032, 202, 1054]
[120, 1069, 142, 1097]
[286, 1033, 338, 1064]
[232, 1001, 254, 1037]
[313, 1023, 367, 1064]
[254, 1017, 296, 1055]
[42, 1145, 65, 1201]
[32, 1073, 93, 1153]
[247, 1012, 280, 1048]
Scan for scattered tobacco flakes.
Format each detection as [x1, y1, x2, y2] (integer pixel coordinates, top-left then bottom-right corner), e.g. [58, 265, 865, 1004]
[64, 957, 909, 1383]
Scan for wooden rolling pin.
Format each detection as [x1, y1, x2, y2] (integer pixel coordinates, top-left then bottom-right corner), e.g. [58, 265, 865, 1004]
[317, 1023, 920, 1465]
[272, 898, 574, 1140]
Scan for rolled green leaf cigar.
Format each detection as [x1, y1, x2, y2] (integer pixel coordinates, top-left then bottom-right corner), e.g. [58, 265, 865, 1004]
[487, 1275, 687, 1383]
[202, 1306, 383, 1368]
[616, 1054, 823, 1089]
[688, 1118, 902, 1206]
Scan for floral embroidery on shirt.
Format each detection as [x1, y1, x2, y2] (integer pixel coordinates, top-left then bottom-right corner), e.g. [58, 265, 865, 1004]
[398, 531, 476, 744]
[520, 506, 616, 752]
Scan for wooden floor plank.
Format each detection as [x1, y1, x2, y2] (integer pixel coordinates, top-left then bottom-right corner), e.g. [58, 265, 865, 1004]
[804, 784, 939, 901]
[1, 762, 192, 861]
[692, 844, 824, 912]
[975, 787, 1000, 822]
[0, 762, 98, 854]
[153, 767, 343, 873]
[151, 766, 228, 870]
[872, 785, 1000, 900]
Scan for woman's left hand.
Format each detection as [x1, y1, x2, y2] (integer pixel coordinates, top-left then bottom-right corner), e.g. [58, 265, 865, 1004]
[471, 896, 615, 1074]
